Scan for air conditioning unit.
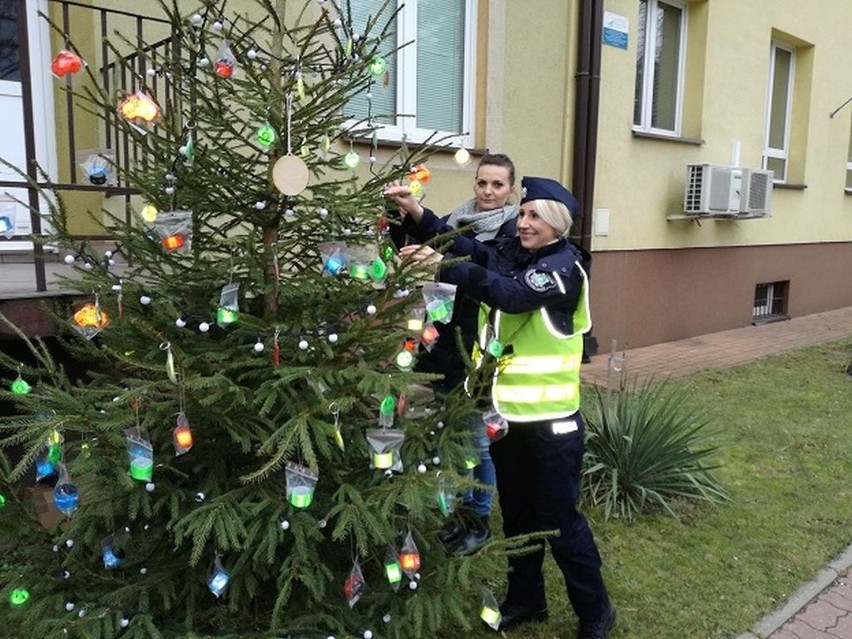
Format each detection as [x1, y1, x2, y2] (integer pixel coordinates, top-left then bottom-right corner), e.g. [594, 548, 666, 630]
[739, 168, 774, 216]
[684, 164, 742, 216]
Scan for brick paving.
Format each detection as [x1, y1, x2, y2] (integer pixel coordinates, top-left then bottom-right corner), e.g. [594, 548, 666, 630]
[582, 307, 852, 639]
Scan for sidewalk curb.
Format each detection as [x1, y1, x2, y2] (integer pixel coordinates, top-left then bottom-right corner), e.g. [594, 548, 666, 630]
[734, 544, 852, 639]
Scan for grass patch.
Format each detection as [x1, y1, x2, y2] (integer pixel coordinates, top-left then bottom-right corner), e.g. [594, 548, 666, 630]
[464, 338, 852, 638]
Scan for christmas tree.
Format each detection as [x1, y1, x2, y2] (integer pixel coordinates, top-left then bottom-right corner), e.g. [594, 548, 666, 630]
[0, 1, 506, 637]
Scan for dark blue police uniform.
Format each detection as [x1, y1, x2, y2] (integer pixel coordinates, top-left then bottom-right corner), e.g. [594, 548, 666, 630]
[409, 208, 613, 631]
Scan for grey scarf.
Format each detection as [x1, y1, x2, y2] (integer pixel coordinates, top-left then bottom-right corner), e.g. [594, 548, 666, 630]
[445, 198, 518, 241]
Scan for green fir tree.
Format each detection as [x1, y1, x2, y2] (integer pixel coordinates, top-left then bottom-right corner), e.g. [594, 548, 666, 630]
[0, 1, 506, 637]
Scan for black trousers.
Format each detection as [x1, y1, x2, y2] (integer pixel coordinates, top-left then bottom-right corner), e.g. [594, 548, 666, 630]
[490, 413, 610, 622]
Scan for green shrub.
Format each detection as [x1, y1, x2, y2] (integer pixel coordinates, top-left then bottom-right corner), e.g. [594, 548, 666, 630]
[581, 381, 728, 521]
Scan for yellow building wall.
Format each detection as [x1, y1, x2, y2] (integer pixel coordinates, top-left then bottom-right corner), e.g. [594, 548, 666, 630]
[48, 0, 578, 225]
[593, 0, 852, 251]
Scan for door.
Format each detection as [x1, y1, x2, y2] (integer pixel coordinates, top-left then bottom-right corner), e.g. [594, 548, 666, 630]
[0, 0, 56, 251]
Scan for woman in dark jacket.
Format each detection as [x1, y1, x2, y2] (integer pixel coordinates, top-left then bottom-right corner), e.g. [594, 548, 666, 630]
[390, 153, 518, 555]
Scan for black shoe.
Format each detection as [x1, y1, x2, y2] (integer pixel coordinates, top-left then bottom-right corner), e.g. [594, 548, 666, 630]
[453, 517, 491, 556]
[436, 516, 466, 546]
[496, 603, 549, 631]
[576, 605, 616, 639]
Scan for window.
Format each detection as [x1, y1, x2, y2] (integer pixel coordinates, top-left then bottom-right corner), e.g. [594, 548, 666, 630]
[846, 118, 852, 191]
[633, 0, 686, 135]
[345, 0, 476, 144]
[753, 281, 789, 323]
[763, 42, 795, 182]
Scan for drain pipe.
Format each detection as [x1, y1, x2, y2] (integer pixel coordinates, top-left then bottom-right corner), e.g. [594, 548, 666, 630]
[571, 0, 603, 358]
[571, 0, 603, 253]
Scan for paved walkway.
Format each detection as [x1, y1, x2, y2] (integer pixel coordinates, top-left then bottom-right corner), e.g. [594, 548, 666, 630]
[583, 306, 852, 639]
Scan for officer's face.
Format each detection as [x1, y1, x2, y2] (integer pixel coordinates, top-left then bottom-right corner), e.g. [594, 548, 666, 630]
[473, 164, 513, 211]
[518, 202, 560, 250]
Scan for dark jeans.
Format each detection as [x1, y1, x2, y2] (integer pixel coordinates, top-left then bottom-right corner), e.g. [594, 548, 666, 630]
[490, 413, 610, 622]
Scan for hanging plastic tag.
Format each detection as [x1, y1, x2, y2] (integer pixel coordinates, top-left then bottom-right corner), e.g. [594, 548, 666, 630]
[150, 210, 193, 253]
[378, 394, 395, 428]
[480, 589, 502, 630]
[436, 474, 456, 516]
[53, 464, 79, 517]
[216, 282, 240, 328]
[366, 428, 405, 473]
[482, 408, 509, 443]
[318, 242, 348, 276]
[343, 561, 365, 608]
[78, 151, 115, 186]
[71, 300, 109, 340]
[207, 557, 230, 597]
[125, 428, 154, 481]
[285, 461, 318, 508]
[173, 412, 194, 455]
[102, 531, 128, 569]
[399, 530, 421, 578]
[421, 282, 457, 324]
[213, 40, 236, 78]
[384, 546, 402, 591]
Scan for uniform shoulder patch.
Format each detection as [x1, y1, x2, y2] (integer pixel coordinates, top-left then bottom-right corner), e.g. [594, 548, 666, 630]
[523, 269, 557, 292]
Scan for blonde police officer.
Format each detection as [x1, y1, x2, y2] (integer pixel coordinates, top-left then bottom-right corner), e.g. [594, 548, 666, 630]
[385, 176, 616, 639]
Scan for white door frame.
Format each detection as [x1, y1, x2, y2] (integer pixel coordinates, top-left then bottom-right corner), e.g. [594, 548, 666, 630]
[1, 0, 57, 252]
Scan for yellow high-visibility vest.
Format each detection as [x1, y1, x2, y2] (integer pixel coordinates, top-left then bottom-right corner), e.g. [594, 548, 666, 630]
[473, 265, 591, 422]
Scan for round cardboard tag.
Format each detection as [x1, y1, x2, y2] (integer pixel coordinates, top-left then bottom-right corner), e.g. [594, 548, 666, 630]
[272, 155, 309, 195]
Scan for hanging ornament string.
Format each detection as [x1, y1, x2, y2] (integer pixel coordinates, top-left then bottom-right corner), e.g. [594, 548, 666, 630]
[160, 342, 179, 385]
[329, 401, 344, 451]
[285, 92, 293, 156]
[272, 327, 281, 367]
[271, 92, 310, 195]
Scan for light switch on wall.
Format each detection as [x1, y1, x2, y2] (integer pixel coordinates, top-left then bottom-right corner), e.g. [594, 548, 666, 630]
[595, 208, 610, 236]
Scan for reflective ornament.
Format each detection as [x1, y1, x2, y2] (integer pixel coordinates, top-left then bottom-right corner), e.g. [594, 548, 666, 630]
[343, 150, 360, 169]
[73, 303, 109, 330]
[162, 234, 186, 251]
[11, 376, 30, 395]
[9, 588, 29, 607]
[141, 205, 158, 222]
[118, 92, 160, 124]
[368, 56, 387, 76]
[454, 147, 471, 165]
[51, 50, 84, 77]
[0, 215, 12, 237]
[257, 123, 277, 148]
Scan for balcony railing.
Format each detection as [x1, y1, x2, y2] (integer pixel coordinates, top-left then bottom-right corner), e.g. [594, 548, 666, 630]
[0, 0, 179, 293]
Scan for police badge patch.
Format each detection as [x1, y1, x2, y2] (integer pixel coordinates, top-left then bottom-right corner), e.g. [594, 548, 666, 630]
[524, 269, 557, 292]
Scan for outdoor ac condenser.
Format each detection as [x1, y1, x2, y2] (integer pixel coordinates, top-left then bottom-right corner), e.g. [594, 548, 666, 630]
[739, 168, 774, 216]
[684, 164, 742, 216]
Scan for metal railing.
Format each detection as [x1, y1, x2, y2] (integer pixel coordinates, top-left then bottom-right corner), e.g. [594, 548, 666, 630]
[0, 0, 178, 291]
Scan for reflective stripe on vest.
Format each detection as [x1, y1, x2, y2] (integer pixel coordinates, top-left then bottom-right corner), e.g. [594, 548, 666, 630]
[478, 263, 591, 422]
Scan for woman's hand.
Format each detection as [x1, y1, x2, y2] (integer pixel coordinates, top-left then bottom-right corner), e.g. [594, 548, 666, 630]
[383, 182, 424, 223]
[399, 244, 442, 268]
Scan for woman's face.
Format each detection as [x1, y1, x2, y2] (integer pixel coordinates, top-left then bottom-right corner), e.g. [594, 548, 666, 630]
[517, 201, 560, 250]
[473, 164, 513, 211]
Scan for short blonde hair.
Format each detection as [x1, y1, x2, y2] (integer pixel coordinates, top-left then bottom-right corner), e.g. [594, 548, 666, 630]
[530, 199, 573, 237]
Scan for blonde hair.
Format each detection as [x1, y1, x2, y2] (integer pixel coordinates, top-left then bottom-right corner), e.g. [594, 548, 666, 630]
[530, 199, 573, 237]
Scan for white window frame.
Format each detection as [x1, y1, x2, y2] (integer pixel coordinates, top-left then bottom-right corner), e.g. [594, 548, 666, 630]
[633, 0, 687, 136]
[348, 0, 477, 147]
[763, 41, 795, 183]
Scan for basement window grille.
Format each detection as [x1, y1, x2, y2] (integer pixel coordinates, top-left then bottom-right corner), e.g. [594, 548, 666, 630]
[753, 280, 789, 324]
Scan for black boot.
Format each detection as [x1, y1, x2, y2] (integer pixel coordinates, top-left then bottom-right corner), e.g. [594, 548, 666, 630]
[453, 515, 491, 556]
[436, 514, 466, 546]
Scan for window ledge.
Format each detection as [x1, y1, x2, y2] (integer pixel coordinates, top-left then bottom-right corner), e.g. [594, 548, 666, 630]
[349, 136, 488, 157]
[632, 130, 704, 145]
[752, 314, 790, 326]
[773, 182, 807, 190]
